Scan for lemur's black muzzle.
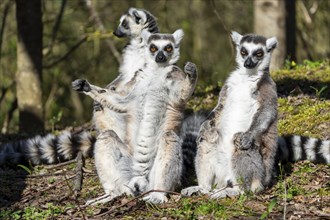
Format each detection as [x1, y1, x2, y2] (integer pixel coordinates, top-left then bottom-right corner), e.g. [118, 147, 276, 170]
[244, 57, 257, 69]
[113, 28, 126, 38]
[156, 51, 167, 63]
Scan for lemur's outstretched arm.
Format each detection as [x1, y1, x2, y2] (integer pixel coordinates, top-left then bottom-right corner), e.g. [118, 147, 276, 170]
[72, 79, 133, 113]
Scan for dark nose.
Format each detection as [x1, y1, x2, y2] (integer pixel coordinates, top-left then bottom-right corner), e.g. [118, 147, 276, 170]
[244, 57, 257, 69]
[156, 51, 167, 63]
[113, 28, 125, 38]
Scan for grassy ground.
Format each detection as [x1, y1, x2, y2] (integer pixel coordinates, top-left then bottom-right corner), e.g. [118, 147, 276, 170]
[0, 60, 329, 219]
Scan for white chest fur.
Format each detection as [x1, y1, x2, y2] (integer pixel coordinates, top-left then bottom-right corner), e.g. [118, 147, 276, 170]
[219, 70, 261, 145]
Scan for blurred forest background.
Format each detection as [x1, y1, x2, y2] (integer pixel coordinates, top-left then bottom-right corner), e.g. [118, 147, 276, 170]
[0, 0, 329, 134]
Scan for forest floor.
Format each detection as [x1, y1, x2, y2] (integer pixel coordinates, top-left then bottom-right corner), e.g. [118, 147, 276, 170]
[0, 60, 329, 219]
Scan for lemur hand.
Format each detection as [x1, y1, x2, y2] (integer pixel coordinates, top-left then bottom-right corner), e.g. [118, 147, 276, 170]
[72, 79, 91, 92]
[233, 132, 254, 150]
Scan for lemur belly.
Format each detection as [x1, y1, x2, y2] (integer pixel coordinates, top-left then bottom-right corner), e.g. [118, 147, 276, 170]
[215, 77, 260, 185]
[131, 85, 167, 176]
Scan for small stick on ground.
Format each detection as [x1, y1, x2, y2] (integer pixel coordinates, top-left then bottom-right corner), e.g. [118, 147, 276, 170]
[45, 159, 76, 170]
[74, 151, 84, 193]
[94, 190, 181, 218]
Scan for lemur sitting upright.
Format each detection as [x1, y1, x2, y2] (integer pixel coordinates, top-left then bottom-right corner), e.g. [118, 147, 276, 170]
[0, 8, 159, 166]
[182, 31, 329, 198]
[93, 8, 160, 142]
[73, 29, 197, 204]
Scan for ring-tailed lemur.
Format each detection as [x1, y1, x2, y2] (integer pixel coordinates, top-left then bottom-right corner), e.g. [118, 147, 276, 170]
[0, 8, 158, 166]
[72, 29, 195, 204]
[93, 8, 159, 142]
[181, 31, 330, 199]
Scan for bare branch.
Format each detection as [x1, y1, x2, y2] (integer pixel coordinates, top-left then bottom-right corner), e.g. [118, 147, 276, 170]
[74, 151, 84, 192]
[84, 0, 122, 64]
[45, 0, 67, 56]
[43, 36, 87, 68]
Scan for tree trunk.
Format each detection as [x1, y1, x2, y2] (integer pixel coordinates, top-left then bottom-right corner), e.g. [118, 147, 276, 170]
[16, 0, 44, 133]
[254, 0, 286, 70]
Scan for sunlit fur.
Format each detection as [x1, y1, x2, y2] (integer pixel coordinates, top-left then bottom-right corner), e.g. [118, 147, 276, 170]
[72, 29, 199, 205]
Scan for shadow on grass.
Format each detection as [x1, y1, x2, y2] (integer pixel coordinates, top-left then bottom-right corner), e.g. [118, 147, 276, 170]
[0, 166, 28, 209]
[275, 78, 329, 99]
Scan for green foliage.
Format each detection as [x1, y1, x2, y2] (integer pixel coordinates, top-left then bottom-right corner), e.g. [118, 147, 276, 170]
[278, 97, 330, 138]
[17, 164, 32, 175]
[49, 110, 63, 133]
[260, 198, 277, 220]
[0, 203, 65, 220]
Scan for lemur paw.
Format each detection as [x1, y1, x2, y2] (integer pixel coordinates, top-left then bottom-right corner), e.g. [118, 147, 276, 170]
[128, 176, 148, 195]
[184, 62, 197, 77]
[209, 187, 241, 199]
[72, 79, 91, 92]
[143, 192, 168, 204]
[233, 132, 254, 150]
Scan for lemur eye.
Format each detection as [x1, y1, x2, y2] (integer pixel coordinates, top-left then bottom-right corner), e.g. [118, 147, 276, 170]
[240, 49, 247, 56]
[256, 51, 264, 57]
[122, 19, 128, 29]
[150, 45, 158, 53]
[165, 45, 173, 53]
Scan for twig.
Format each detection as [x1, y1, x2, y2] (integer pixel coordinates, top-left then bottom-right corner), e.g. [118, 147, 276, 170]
[93, 189, 181, 218]
[45, 0, 67, 55]
[0, 82, 14, 106]
[45, 159, 76, 170]
[1, 98, 17, 134]
[283, 179, 287, 220]
[40, 174, 76, 193]
[43, 36, 88, 68]
[63, 170, 87, 220]
[84, 0, 122, 64]
[74, 151, 83, 192]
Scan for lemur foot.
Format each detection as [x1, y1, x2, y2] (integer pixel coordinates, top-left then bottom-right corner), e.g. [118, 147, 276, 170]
[181, 186, 208, 196]
[143, 192, 168, 204]
[85, 193, 116, 206]
[128, 176, 149, 195]
[184, 62, 197, 77]
[233, 132, 254, 150]
[72, 79, 91, 92]
[209, 187, 241, 199]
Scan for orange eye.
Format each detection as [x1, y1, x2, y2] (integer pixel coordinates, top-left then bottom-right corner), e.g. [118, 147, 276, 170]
[240, 50, 247, 56]
[256, 51, 264, 57]
[150, 45, 157, 53]
[165, 45, 173, 53]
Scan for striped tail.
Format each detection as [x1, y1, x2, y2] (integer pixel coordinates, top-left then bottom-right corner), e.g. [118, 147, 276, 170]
[277, 135, 330, 164]
[180, 111, 208, 186]
[0, 130, 96, 166]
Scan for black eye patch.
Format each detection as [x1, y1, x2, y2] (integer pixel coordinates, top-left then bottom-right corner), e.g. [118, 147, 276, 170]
[164, 44, 173, 53]
[253, 49, 264, 58]
[240, 47, 248, 56]
[122, 19, 128, 29]
[149, 44, 158, 53]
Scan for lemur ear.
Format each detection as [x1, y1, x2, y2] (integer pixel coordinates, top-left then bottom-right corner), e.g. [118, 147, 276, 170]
[173, 29, 184, 46]
[129, 8, 144, 24]
[266, 37, 278, 52]
[141, 29, 151, 43]
[231, 31, 242, 46]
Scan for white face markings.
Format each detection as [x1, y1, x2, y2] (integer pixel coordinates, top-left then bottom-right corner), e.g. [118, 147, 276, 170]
[237, 42, 267, 70]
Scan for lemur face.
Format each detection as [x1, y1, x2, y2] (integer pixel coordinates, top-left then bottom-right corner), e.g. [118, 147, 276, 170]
[113, 8, 158, 38]
[231, 31, 278, 71]
[142, 29, 184, 66]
